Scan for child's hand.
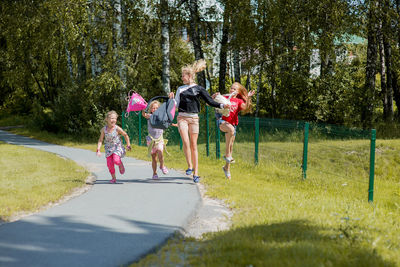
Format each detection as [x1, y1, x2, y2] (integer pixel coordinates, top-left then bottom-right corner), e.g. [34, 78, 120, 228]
[96, 150, 101, 157]
[127, 145, 131, 151]
[171, 123, 178, 127]
[211, 92, 220, 99]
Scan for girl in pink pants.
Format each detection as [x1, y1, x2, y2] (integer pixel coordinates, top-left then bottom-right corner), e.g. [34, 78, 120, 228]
[97, 111, 131, 183]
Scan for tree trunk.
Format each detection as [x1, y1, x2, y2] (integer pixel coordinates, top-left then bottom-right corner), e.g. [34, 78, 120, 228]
[384, 38, 393, 121]
[188, 0, 205, 88]
[62, 24, 74, 80]
[245, 70, 251, 90]
[218, 2, 230, 94]
[256, 62, 263, 117]
[77, 44, 87, 83]
[377, 20, 387, 120]
[382, 0, 393, 121]
[363, 0, 379, 129]
[160, 0, 170, 94]
[394, 0, 400, 120]
[233, 49, 241, 83]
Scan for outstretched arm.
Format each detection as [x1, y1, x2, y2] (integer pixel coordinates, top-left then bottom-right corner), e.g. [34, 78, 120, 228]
[117, 126, 131, 151]
[199, 87, 230, 109]
[97, 129, 105, 156]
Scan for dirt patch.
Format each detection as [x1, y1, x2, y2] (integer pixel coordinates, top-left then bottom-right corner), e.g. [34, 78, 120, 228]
[183, 183, 233, 239]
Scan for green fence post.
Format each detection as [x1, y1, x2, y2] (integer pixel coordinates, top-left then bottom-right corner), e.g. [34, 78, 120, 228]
[138, 113, 142, 146]
[206, 106, 210, 157]
[255, 117, 259, 164]
[302, 122, 309, 179]
[216, 119, 220, 159]
[368, 129, 376, 202]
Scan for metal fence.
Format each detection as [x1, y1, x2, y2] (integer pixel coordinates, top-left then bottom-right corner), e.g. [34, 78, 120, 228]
[122, 107, 376, 202]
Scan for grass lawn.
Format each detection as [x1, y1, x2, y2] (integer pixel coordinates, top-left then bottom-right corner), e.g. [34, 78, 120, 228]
[0, 141, 89, 222]
[4, 125, 400, 266]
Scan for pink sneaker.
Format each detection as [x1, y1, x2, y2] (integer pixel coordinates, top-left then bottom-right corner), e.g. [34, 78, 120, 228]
[119, 161, 125, 175]
[160, 166, 169, 175]
[109, 178, 116, 184]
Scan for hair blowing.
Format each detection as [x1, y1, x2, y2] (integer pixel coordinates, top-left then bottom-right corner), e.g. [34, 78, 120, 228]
[182, 59, 207, 81]
[233, 82, 252, 114]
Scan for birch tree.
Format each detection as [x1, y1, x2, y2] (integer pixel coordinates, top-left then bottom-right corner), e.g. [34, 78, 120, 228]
[160, 0, 170, 94]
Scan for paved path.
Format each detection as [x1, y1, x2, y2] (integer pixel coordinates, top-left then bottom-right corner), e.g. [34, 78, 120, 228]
[0, 130, 201, 267]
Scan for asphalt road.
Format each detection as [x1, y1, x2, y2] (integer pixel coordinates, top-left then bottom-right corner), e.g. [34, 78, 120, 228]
[0, 130, 201, 267]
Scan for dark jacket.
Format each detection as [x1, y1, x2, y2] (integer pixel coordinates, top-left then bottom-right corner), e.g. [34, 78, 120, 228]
[175, 84, 222, 113]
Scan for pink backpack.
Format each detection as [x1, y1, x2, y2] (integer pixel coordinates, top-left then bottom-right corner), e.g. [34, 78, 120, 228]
[125, 91, 147, 116]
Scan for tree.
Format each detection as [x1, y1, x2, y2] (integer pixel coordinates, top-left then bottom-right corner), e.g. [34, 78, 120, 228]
[160, 0, 171, 94]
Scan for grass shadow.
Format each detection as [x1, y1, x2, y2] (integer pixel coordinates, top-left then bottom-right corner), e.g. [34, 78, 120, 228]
[194, 220, 395, 266]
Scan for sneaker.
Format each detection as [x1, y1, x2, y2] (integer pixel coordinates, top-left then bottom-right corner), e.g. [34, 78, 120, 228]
[119, 161, 125, 175]
[223, 156, 235, 164]
[222, 166, 231, 179]
[109, 178, 117, 184]
[160, 166, 169, 174]
[152, 174, 159, 180]
[185, 168, 193, 175]
[193, 175, 200, 183]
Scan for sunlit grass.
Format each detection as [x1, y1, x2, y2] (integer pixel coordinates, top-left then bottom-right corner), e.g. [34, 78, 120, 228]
[4, 125, 400, 266]
[131, 139, 400, 266]
[0, 141, 89, 221]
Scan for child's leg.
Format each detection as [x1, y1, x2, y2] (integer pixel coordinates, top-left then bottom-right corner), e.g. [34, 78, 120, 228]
[112, 154, 125, 175]
[107, 155, 116, 175]
[220, 122, 235, 158]
[107, 156, 117, 182]
[151, 153, 157, 175]
[157, 144, 165, 168]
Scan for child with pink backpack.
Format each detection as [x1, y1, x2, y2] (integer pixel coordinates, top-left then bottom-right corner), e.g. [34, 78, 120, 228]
[142, 100, 175, 179]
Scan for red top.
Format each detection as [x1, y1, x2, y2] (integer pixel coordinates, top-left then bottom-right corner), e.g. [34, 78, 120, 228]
[222, 97, 244, 126]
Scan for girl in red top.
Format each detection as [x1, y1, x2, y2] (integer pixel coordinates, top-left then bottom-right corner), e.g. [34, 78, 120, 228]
[214, 82, 254, 179]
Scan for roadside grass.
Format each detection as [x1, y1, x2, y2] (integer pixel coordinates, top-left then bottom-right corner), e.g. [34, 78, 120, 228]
[4, 125, 400, 266]
[0, 141, 89, 222]
[131, 140, 400, 266]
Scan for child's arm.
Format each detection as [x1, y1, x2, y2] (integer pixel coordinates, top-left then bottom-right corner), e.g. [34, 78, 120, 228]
[117, 126, 131, 151]
[142, 110, 151, 119]
[171, 123, 178, 127]
[97, 129, 105, 156]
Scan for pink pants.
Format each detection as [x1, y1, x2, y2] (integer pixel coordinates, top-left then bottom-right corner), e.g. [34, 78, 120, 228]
[106, 154, 122, 174]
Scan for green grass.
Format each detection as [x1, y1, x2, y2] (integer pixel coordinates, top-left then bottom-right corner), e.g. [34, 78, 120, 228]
[130, 140, 400, 266]
[0, 141, 89, 221]
[3, 125, 400, 266]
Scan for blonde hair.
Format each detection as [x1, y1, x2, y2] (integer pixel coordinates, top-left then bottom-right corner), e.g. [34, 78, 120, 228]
[232, 82, 252, 114]
[149, 100, 161, 112]
[105, 110, 118, 122]
[182, 59, 207, 82]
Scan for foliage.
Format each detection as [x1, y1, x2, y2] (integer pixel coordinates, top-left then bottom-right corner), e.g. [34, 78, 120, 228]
[2, 0, 400, 134]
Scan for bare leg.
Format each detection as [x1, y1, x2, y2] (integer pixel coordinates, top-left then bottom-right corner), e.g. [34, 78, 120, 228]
[220, 122, 235, 158]
[190, 132, 199, 176]
[157, 150, 164, 168]
[151, 153, 157, 175]
[179, 127, 192, 170]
